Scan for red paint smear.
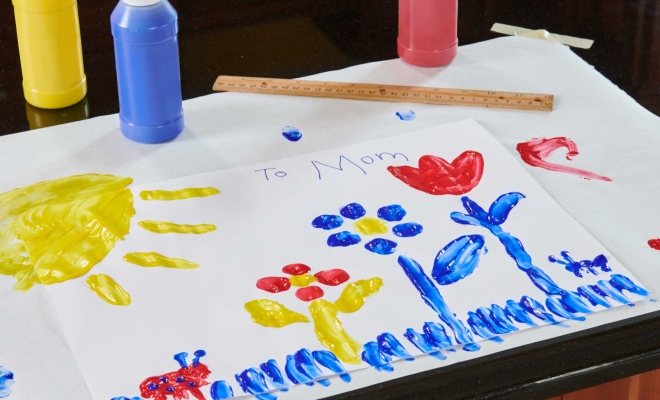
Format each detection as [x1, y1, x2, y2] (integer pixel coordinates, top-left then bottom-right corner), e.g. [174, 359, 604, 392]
[140, 361, 211, 400]
[516, 137, 612, 181]
[256, 277, 291, 293]
[649, 239, 660, 250]
[282, 263, 311, 276]
[295, 286, 324, 301]
[314, 269, 350, 286]
[387, 151, 484, 195]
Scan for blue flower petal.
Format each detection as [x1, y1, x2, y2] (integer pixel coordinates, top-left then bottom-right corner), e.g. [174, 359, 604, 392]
[393, 222, 423, 237]
[312, 215, 344, 230]
[377, 205, 407, 222]
[327, 231, 362, 247]
[365, 238, 397, 255]
[340, 203, 366, 220]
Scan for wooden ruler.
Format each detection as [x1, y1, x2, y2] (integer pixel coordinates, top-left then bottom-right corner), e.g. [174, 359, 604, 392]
[213, 75, 554, 112]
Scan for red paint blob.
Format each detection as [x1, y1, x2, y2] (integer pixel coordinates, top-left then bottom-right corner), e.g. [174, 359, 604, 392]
[516, 137, 612, 181]
[314, 269, 350, 286]
[140, 359, 211, 400]
[256, 277, 291, 293]
[282, 263, 311, 276]
[295, 286, 324, 301]
[387, 151, 484, 195]
[649, 239, 660, 250]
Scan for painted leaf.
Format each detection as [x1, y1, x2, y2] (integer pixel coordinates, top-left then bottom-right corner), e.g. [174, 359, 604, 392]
[244, 299, 310, 327]
[487, 192, 525, 225]
[432, 235, 486, 285]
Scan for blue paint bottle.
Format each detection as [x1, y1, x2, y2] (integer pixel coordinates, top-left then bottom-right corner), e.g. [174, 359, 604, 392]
[111, 0, 184, 143]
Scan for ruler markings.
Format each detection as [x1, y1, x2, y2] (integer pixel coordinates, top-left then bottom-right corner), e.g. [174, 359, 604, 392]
[213, 76, 553, 111]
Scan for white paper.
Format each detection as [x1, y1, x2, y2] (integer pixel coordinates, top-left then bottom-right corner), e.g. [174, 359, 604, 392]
[20, 120, 647, 400]
[1, 36, 660, 399]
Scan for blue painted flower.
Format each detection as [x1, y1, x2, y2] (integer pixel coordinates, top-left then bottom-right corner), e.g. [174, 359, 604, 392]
[311, 203, 424, 255]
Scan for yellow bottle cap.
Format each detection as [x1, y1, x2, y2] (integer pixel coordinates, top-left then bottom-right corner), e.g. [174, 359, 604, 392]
[12, 0, 76, 13]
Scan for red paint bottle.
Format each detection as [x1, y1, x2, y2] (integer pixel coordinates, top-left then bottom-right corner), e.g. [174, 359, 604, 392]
[398, 0, 458, 67]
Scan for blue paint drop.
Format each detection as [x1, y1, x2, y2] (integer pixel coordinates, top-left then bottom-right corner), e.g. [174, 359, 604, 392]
[339, 203, 366, 219]
[362, 342, 394, 372]
[327, 231, 361, 247]
[312, 214, 344, 230]
[397, 255, 476, 347]
[111, 397, 141, 400]
[312, 350, 351, 383]
[282, 126, 302, 142]
[392, 222, 424, 238]
[377, 205, 407, 222]
[396, 110, 416, 121]
[377, 333, 414, 361]
[192, 350, 206, 367]
[211, 381, 234, 399]
[260, 360, 288, 391]
[432, 235, 485, 285]
[365, 238, 397, 255]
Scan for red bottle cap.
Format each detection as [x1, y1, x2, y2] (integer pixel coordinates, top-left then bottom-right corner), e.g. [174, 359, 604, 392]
[398, 0, 458, 67]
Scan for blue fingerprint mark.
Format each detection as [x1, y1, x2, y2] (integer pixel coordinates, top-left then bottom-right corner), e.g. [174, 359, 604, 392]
[235, 369, 276, 400]
[432, 235, 486, 285]
[392, 222, 424, 238]
[312, 350, 351, 383]
[327, 231, 361, 247]
[362, 342, 394, 372]
[396, 110, 416, 121]
[282, 126, 302, 142]
[365, 238, 397, 255]
[340, 203, 366, 219]
[111, 398, 141, 400]
[403, 328, 446, 360]
[397, 255, 479, 351]
[377, 333, 414, 361]
[548, 251, 611, 278]
[210, 380, 235, 399]
[294, 349, 330, 387]
[467, 312, 503, 342]
[377, 205, 407, 221]
[423, 322, 454, 348]
[260, 360, 288, 392]
[0, 367, 14, 399]
[312, 214, 344, 230]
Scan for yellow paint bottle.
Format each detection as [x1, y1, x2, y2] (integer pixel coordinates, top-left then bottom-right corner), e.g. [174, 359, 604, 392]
[13, 0, 87, 109]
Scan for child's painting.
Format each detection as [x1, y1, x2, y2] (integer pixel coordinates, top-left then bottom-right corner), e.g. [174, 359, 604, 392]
[0, 120, 649, 399]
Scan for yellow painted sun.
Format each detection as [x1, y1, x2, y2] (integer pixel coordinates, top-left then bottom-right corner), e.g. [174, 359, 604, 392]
[0, 174, 219, 306]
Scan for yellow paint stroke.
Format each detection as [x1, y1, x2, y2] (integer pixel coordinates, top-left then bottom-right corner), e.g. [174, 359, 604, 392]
[0, 174, 134, 291]
[334, 277, 384, 313]
[85, 274, 131, 306]
[353, 217, 388, 236]
[245, 299, 310, 327]
[138, 221, 217, 235]
[309, 300, 362, 364]
[289, 274, 317, 287]
[140, 187, 220, 201]
[123, 252, 199, 269]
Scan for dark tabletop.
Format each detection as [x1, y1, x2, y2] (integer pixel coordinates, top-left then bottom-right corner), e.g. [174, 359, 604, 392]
[1, 1, 660, 399]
